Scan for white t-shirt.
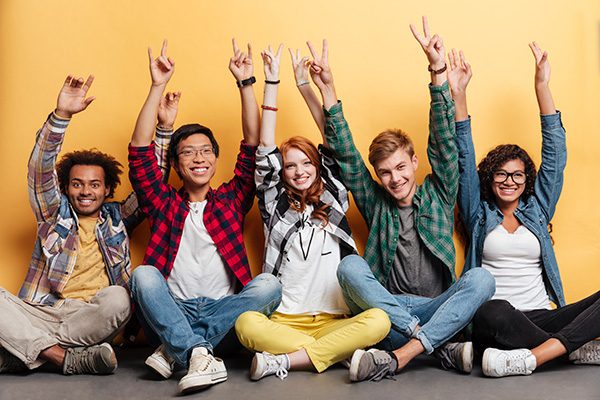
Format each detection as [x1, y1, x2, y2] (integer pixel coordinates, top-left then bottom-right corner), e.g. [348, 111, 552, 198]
[482, 224, 551, 311]
[168, 201, 236, 301]
[277, 207, 350, 315]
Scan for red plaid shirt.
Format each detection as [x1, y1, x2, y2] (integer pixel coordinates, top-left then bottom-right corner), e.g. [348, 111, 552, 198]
[128, 141, 256, 286]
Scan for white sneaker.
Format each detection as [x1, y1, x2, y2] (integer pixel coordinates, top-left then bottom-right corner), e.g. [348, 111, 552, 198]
[569, 340, 600, 365]
[178, 347, 227, 394]
[145, 345, 175, 379]
[250, 352, 289, 381]
[482, 348, 537, 377]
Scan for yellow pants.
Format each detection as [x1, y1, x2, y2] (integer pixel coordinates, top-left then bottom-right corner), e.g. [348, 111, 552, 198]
[235, 309, 391, 372]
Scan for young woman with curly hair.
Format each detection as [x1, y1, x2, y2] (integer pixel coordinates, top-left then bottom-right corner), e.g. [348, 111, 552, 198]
[450, 43, 600, 378]
[235, 42, 390, 381]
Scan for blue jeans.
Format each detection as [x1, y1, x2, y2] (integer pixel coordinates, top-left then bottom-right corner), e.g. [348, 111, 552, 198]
[130, 266, 282, 367]
[337, 255, 495, 354]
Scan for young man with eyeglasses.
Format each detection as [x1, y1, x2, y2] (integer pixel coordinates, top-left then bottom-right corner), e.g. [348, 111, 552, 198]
[128, 40, 281, 394]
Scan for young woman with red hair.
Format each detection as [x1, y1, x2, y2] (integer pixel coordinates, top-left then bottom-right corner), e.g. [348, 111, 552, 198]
[235, 43, 391, 381]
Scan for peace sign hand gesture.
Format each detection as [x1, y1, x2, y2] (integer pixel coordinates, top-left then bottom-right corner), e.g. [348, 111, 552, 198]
[229, 38, 254, 81]
[410, 16, 446, 71]
[262, 44, 284, 81]
[55, 75, 96, 119]
[148, 40, 175, 87]
[307, 39, 334, 90]
[289, 48, 310, 85]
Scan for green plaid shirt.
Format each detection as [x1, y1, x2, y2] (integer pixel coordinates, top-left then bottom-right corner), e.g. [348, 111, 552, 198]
[323, 82, 458, 287]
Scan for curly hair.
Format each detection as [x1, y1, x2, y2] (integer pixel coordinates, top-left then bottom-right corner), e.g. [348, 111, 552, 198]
[56, 149, 123, 198]
[477, 144, 537, 204]
[280, 136, 329, 226]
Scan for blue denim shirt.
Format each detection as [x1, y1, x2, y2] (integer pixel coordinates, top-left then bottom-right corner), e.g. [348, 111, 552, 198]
[456, 112, 567, 307]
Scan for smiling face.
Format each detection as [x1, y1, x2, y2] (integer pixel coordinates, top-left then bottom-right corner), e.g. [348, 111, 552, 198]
[374, 149, 419, 207]
[174, 133, 217, 192]
[282, 147, 318, 193]
[491, 158, 526, 209]
[67, 165, 110, 218]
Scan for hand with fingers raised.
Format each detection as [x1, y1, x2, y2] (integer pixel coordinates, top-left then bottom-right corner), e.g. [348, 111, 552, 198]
[55, 75, 96, 119]
[229, 38, 254, 83]
[410, 16, 446, 75]
[148, 39, 175, 87]
[529, 41, 551, 86]
[447, 48, 472, 96]
[289, 48, 310, 86]
[262, 44, 284, 82]
[158, 91, 181, 130]
[307, 39, 334, 91]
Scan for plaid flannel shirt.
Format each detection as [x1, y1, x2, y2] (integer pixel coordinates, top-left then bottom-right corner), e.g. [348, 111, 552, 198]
[323, 82, 458, 286]
[255, 145, 357, 277]
[21, 113, 170, 306]
[128, 139, 257, 286]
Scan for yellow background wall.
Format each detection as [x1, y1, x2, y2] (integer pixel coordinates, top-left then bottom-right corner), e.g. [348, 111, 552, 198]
[0, 1, 598, 304]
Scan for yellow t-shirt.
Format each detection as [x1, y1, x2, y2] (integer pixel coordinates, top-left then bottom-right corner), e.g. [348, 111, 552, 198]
[61, 216, 110, 302]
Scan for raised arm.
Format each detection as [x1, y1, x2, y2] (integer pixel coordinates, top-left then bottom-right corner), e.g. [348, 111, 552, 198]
[529, 43, 566, 220]
[229, 39, 260, 146]
[410, 17, 458, 207]
[448, 48, 472, 122]
[448, 50, 480, 230]
[29, 75, 95, 222]
[258, 44, 283, 147]
[410, 16, 448, 87]
[130, 40, 174, 147]
[289, 48, 326, 142]
[529, 41, 556, 116]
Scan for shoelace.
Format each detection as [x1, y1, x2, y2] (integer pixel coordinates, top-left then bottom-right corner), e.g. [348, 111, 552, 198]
[368, 352, 396, 382]
[580, 346, 600, 363]
[65, 347, 97, 374]
[189, 352, 212, 373]
[504, 352, 530, 375]
[264, 354, 288, 380]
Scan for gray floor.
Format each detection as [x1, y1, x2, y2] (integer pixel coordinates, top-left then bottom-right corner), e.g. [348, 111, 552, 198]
[1, 347, 598, 400]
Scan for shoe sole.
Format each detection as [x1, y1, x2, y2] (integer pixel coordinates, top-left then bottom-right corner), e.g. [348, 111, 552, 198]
[178, 371, 228, 394]
[249, 353, 266, 381]
[459, 342, 473, 374]
[145, 356, 172, 379]
[348, 349, 367, 382]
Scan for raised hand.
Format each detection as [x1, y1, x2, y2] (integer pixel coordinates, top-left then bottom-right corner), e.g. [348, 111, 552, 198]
[55, 75, 96, 118]
[410, 16, 445, 70]
[529, 41, 551, 86]
[229, 38, 254, 81]
[148, 39, 175, 87]
[158, 91, 181, 130]
[307, 39, 334, 90]
[261, 44, 284, 81]
[289, 48, 310, 85]
[447, 48, 472, 95]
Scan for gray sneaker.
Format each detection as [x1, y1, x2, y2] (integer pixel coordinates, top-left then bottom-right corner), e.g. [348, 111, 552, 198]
[145, 345, 175, 379]
[62, 343, 117, 375]
[435, 342, 473, 374]
[0, 347, 27, 373]
[569, 340, 600, 365]
[349, 349, 396, 382]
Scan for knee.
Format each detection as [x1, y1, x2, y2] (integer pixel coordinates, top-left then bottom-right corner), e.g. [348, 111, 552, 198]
[245, 273, 282, 304]
[235, 311, 266, 340]
[337, 255, 369, 286]
[473, 299, 513, 329]
[462, 268, 496, 300]
[361, 308, 392, 341]
[94, 286, 131, 325]
[129, 265, 164, 298]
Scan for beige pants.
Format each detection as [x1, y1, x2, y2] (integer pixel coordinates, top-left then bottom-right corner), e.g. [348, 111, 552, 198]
[0, 286, 131, 368]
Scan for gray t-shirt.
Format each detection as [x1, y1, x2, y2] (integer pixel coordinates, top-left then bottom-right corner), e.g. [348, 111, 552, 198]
[385, 205, 445, 297]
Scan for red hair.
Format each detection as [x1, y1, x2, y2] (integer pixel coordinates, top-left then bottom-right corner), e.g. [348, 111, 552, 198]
[280, 136, 329, 225]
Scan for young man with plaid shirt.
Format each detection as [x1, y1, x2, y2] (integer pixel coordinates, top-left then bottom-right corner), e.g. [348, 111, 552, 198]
[128, 40, 281, 394]
[305, 20, 495, 382]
